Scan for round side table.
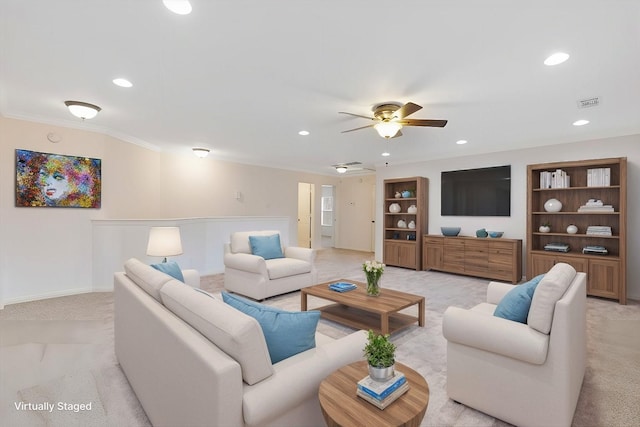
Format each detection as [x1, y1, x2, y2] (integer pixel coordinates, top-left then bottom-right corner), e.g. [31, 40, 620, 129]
[319, 360, 429, 427]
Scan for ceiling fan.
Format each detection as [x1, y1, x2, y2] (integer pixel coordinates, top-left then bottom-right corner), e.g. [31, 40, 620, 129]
[339, 102, 447, 139]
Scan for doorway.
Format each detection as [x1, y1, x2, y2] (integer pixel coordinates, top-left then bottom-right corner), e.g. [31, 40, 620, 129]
[297, 182, 312, 248]
[321, 185, 336, 248]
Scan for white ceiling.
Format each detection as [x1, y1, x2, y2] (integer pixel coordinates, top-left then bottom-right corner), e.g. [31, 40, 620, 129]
[1, 1, 639, 176]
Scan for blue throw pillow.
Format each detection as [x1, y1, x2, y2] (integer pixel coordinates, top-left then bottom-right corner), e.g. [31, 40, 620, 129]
[494, 274, 545, 323]
[221, 291, 320, 363]
[150, 261, 185, 283]
[249, 234, 284, 260]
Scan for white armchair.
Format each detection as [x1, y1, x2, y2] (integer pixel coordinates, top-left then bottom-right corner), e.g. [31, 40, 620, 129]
[223, 230, 317, 300]
[442, 263, 587, 427]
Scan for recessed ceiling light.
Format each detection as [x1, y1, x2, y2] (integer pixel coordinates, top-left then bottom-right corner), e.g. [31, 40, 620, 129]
[456, 140, 468, 145]
[573, 119, 590, 126]
[544, 52, 570, 66]
[163, 0, 192, 15]
[113, 78, 133, 88]
[298, 130, 310, 136]
[381, 152, 390, 157]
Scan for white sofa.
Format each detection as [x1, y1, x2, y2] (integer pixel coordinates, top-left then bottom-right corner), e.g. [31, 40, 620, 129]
[442, 263, 587, 427]
[114, 258, 366, 427]
[224, 230, 317, 300]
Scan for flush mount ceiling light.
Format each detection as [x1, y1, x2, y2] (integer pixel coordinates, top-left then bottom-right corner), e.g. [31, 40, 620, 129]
[64, 101, 101, 119]
[374, 121, 403, 139]
[335, 166, 348, 174]
[163, 0, 192, 15]
[544, 52, 570, 66]
[192, 147, 210, 158]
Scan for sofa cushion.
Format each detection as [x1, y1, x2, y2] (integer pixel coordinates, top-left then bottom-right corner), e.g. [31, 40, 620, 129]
[528, 263, 577, 334]
[151, 260, 185, 282]
[249, 234, 284, 260]
[494, 274, 545, 323]
[265, 257, 312, 280]
[160, 281, 274, 385]
[124, 258, 174, 302]
[221, 292, 320, 364]
[230, 230, 281, 254]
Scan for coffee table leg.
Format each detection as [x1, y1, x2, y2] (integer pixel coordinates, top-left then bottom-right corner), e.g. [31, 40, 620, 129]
[418, 298, 425, 326]
[301, 291, 308, 311]
[381, 313, 389, 335]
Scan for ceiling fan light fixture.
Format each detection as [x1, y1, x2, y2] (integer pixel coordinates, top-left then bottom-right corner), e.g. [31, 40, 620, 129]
[163, 0, 192, 15]
[374, 121, 402, 138]
[192, 147, 210, 158]
[335, 166, 348, 174]
[64, 101, 101, 119]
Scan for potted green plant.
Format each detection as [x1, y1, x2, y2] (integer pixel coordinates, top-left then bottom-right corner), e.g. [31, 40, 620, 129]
[363, 330, 396, 381]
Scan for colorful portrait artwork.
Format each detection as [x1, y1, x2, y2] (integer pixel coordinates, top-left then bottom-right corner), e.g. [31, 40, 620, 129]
[15, 149, 101, 208]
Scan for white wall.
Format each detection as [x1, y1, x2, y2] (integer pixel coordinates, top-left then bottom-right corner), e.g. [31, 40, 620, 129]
[0, 117, 377, 306]
[376, 134, 640, 300]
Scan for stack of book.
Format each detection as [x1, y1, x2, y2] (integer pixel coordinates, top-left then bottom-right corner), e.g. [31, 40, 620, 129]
[539, 169, 570, 189]
[586, 226, 612, 236]
[544, 242, 570, 253]
[328, 282, 357, 292]
[577, 199, 614, 212]
[587, 168, 611, 187]
[356, 372, 409, 409]
[583, 245, 608, 255]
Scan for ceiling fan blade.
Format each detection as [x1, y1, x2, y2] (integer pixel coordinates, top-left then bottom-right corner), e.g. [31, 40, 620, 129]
[338, 111, 375, 120]
[341, 124, 375, 133]
[393, 102, 422, 119]
[398, 118, 448, 127]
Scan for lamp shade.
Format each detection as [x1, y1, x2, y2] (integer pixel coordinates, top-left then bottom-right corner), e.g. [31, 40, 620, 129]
[146, 227, 183, 258]
[374, 121, 402, 138]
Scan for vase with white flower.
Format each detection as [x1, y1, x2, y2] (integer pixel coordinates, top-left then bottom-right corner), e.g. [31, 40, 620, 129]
[363, 260, 385, 296]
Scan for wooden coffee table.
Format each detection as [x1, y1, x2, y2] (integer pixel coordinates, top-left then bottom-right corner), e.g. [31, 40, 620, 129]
[319, 360, 429, 427]
[300, 279, 424, 335]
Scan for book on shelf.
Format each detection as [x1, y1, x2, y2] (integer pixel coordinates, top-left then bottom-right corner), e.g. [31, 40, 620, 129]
[586, 226, 612, 236]
[328, 282, 357, 292]
[356, 382, 410, 410]
[357, 372, 407, 400]
[539, 169, 570, 189]
[577, 205, 614, 212]
[587, 168, 611, 187]
[583, 245, 609, 255]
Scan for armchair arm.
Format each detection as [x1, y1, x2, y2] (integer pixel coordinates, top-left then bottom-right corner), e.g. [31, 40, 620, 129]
[182, 269, 200, 288]
[443, 306, 548, 364]
[486, 281, 517, 304]
[223, 252, 268, 275]
[284, 246, 315, 263]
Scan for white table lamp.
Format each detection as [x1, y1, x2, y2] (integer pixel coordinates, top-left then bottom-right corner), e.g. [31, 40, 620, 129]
[146, 226, 183, 262]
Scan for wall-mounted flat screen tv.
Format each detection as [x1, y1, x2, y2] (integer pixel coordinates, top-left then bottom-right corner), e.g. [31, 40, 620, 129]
[441, 165, 511, 216]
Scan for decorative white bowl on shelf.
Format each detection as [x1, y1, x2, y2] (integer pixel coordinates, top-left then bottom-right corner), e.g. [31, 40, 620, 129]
[397, 219, 407, 228]
[566, 224, 578, 234]
[544, 198, 563, 212]
[407, 205, 417, 214]
[441, 227, 461, 236]
[488, 231, 504, 238]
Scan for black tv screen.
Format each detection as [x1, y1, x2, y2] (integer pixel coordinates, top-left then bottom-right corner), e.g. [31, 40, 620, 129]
[441, 165, 511, 216]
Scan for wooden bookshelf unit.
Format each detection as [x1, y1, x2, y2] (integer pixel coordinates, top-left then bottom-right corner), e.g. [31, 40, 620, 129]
[526, 157, 627, 304]
[383, 177, 428, 270]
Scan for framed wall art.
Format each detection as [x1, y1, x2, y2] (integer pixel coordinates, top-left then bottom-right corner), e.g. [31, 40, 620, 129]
[15, 149, 102, 208]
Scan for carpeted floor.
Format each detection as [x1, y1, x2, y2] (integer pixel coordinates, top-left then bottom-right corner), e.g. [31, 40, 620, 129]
[1, 248, 639, 426]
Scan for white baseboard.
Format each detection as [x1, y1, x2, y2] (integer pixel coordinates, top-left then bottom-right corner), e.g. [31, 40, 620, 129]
[2, 287, 97, 307]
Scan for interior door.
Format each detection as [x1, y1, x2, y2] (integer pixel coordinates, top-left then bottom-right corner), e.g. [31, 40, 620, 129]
[297, 182, 312, 248]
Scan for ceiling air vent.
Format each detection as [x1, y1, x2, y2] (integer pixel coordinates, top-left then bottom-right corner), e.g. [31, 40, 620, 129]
[577, 97, 600, 109]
